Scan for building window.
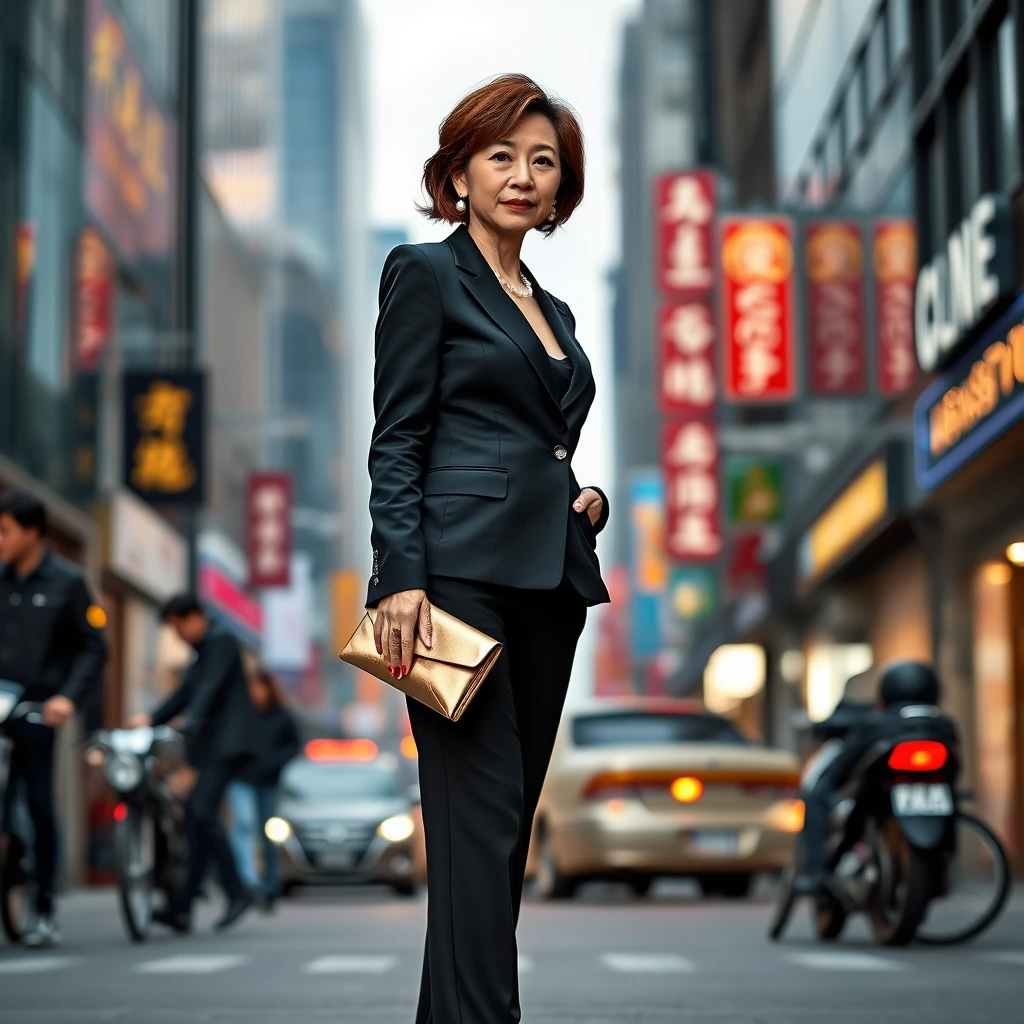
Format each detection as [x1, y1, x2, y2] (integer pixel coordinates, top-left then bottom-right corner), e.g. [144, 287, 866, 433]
[846, 63, 865, 152]
[867, 18, 888, 110]
[997, 15, 1021, 188]
[957, 78, 980, 213]
[927, 123, 949, 245]
[889, 0, 910, 62]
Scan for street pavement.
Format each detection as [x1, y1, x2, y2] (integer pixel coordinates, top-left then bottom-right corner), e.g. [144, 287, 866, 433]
[1, 879, 1023, 1023]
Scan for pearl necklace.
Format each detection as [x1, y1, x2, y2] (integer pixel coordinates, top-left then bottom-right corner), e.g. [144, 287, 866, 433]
[494, 269, 533, 300]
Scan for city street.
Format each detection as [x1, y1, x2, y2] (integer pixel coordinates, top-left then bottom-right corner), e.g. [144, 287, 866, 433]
[1, 881, 1022, 1023]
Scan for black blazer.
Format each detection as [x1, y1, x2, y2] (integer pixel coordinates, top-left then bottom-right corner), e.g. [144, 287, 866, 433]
[151, 622, 261, 768]
[367, 225, 610, 607]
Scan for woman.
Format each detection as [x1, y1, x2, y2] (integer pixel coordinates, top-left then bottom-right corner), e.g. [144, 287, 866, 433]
[227, 665, 299, 911]
[367, 74, 610, 1024]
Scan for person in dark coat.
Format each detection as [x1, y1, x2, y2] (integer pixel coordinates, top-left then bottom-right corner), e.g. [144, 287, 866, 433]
[132, 594, 261, 932]
[228, 666, 299, 911]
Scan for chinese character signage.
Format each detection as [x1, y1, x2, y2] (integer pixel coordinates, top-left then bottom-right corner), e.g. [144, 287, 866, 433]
[726, 459, 784, 526]
[874, 220, 917, 397]
[75, 228, 114, 371]
[70, 374, 100, 501]
[720, 217, 797, 401]
[658, 300, 717, 414]
[123, 371, 205, 505]
[656, 171, 716, 296]
[85, 0, 176, 267]
[246, 472, 293, 589]
[662, 420, 722, 562]
[804, 221, 866, 395]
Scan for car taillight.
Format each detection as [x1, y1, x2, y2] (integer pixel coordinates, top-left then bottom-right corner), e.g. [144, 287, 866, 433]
[888, 740, 948, 772]
[113, 803, 128, 822]
[670, 776, 703, 803]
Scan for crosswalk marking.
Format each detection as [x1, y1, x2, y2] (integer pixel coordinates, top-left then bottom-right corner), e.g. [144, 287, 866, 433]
[981, 951, 1024, 966]
[787, 952, 904, 972]
[304, 955, 397, 974]
[135, 954, 246, 974]
[601, 953, 695, 973]
[0, 956, 80, 974]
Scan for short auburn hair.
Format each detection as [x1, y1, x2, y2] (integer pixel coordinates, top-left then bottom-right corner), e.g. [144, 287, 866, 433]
[421, 74, 585, 236]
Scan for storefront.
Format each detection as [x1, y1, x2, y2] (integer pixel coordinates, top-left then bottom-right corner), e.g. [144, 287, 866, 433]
[912, 295, 1024, 873]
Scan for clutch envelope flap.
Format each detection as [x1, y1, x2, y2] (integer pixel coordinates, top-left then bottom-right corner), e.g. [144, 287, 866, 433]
[365, 605, 496, 668]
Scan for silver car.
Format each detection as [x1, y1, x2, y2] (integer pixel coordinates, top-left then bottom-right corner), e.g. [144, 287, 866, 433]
[267, 754, 421, 897]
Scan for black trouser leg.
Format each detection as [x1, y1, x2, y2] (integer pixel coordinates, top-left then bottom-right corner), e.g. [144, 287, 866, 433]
[800, 784, 833, 875]
[7, 721, 58, 914]
[178, 762, 244, 913]
[411, 575, 587, 1024]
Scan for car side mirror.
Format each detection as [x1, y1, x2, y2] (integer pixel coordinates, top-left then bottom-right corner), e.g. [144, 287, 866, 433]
[407, 783, 421, 806]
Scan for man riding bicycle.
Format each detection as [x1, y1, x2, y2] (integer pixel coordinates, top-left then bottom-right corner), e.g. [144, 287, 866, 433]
[0, 491, 107, 947]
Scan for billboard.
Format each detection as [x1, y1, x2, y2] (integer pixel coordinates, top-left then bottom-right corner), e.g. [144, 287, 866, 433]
[804, 221, 866, 395]
[720, 216, 797, 401]
[662, 420, 722, 562]
[655, 171, 716, 296]
[246, 472, 292, 589]
[873, 220, 917, 397]
[658, 300, 717, 415]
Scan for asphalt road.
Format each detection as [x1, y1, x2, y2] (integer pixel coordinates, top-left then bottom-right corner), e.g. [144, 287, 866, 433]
[1, 879, 1022, 1023]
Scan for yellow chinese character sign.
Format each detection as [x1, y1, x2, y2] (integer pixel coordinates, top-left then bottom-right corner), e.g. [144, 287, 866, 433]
[123, 372, 205, 505]
[84, 0, 175, 264]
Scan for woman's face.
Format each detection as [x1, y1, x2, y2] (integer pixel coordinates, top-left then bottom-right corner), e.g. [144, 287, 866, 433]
[249, 677, 272, 711]
[453, 112, 562, 238]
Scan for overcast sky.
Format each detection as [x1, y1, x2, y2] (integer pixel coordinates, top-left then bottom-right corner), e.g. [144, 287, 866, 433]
[363, 0, 639, 700]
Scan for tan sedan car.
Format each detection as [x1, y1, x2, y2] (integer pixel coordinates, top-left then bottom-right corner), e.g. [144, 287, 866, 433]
[526, 699, 803, 899]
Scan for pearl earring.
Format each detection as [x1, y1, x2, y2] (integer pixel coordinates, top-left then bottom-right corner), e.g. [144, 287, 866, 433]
[547, 202, 557, 222]
[455, 195, 466, 213]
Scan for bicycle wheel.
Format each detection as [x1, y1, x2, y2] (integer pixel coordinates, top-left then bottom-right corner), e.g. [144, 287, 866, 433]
[916, 810, 1011, 945]
[115, 806, 155, 942]
[768, 860, 798, 941]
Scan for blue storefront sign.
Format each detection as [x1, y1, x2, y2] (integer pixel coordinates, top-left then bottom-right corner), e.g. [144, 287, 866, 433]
[914, 293, 1024, 491]
[629, 473, 666, 660]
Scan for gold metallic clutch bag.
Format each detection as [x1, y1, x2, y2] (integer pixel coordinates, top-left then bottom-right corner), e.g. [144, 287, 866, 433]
[339, 605, 502, 722]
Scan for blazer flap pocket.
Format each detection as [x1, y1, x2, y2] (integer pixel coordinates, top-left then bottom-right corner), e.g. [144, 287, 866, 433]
[423, 466, 508, 498]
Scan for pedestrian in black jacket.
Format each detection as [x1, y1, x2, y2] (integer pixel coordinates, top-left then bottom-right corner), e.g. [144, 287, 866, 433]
[132, 594, 261, 932]
[0, 491, 107, 947]
[227, 666, 299, 911]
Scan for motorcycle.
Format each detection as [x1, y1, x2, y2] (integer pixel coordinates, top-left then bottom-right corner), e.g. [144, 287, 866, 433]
[86, 724, 189, 941]
[0, 682, 43, 944]
[770, 704, 1008, 946]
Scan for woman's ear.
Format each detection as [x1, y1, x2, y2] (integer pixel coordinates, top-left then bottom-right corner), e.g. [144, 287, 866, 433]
[451, 169, 468, 198]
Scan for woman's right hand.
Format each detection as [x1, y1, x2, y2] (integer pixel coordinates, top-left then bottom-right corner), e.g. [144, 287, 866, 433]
[373, 588, 433, 677]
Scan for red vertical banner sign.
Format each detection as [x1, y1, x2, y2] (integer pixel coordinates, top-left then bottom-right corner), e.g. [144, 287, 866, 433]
[75, 227, 115, 371]
[804, 221, 867, 395]
[656, 171, 716, 296]
[720, 217, 797, 401]
[873, 220, 917, 396]
[658, 299, 716, 414]
[662, 420, 722, 562]
[246, 472, 292, 588]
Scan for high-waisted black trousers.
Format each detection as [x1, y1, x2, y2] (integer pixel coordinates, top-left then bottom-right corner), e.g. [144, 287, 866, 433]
[409, 573, 588, 1024]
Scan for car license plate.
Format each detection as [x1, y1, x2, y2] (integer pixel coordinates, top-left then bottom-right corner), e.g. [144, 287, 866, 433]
[891, 783, 954, 817]
[689, 830, 740, 855]
[318, 851, 356, 869]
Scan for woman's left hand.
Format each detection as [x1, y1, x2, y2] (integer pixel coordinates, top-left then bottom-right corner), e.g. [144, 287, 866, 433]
[573, 488, 604, 527]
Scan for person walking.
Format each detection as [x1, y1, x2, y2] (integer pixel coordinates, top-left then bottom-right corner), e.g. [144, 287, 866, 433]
[366, 74, 610, 1024]
[132, 594, 260, 932]
[227, 665, 299, 911]
[0, 491, 107, 947]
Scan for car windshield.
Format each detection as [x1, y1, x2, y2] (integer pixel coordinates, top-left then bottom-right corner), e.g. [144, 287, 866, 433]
[572, 711, 748, 748]
[281, 761, 403, 801]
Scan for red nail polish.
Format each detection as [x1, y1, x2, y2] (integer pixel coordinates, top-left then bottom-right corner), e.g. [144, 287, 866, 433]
[402, 665, 408, 676]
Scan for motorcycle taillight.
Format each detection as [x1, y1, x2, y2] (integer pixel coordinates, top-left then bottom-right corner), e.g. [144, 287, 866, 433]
[888, 740, 948, 772]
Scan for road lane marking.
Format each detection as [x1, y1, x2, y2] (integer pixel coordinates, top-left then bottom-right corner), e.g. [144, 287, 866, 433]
[304, 955, 397, 974]
[601, 953, 695, 973]
[0, 956, 80, 974]
[518, 954, 534, 973]
[135, 954, 246, 974]
[787, 952, 905, 971]
[981, 951, 1024, 966]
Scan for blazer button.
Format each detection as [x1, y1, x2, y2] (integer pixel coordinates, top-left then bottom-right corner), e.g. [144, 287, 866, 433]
[553, 444, 568, 460]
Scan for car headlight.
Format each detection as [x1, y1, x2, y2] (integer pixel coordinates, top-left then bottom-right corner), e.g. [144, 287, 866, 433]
[378, 813, 415, 843]
[265, 817, 292, 843]
[104, 753, 144, 792]
[764, 798, 805, 833]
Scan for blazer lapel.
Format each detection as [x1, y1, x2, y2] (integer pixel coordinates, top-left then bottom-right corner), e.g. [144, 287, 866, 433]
[448, 227, 563, 414]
